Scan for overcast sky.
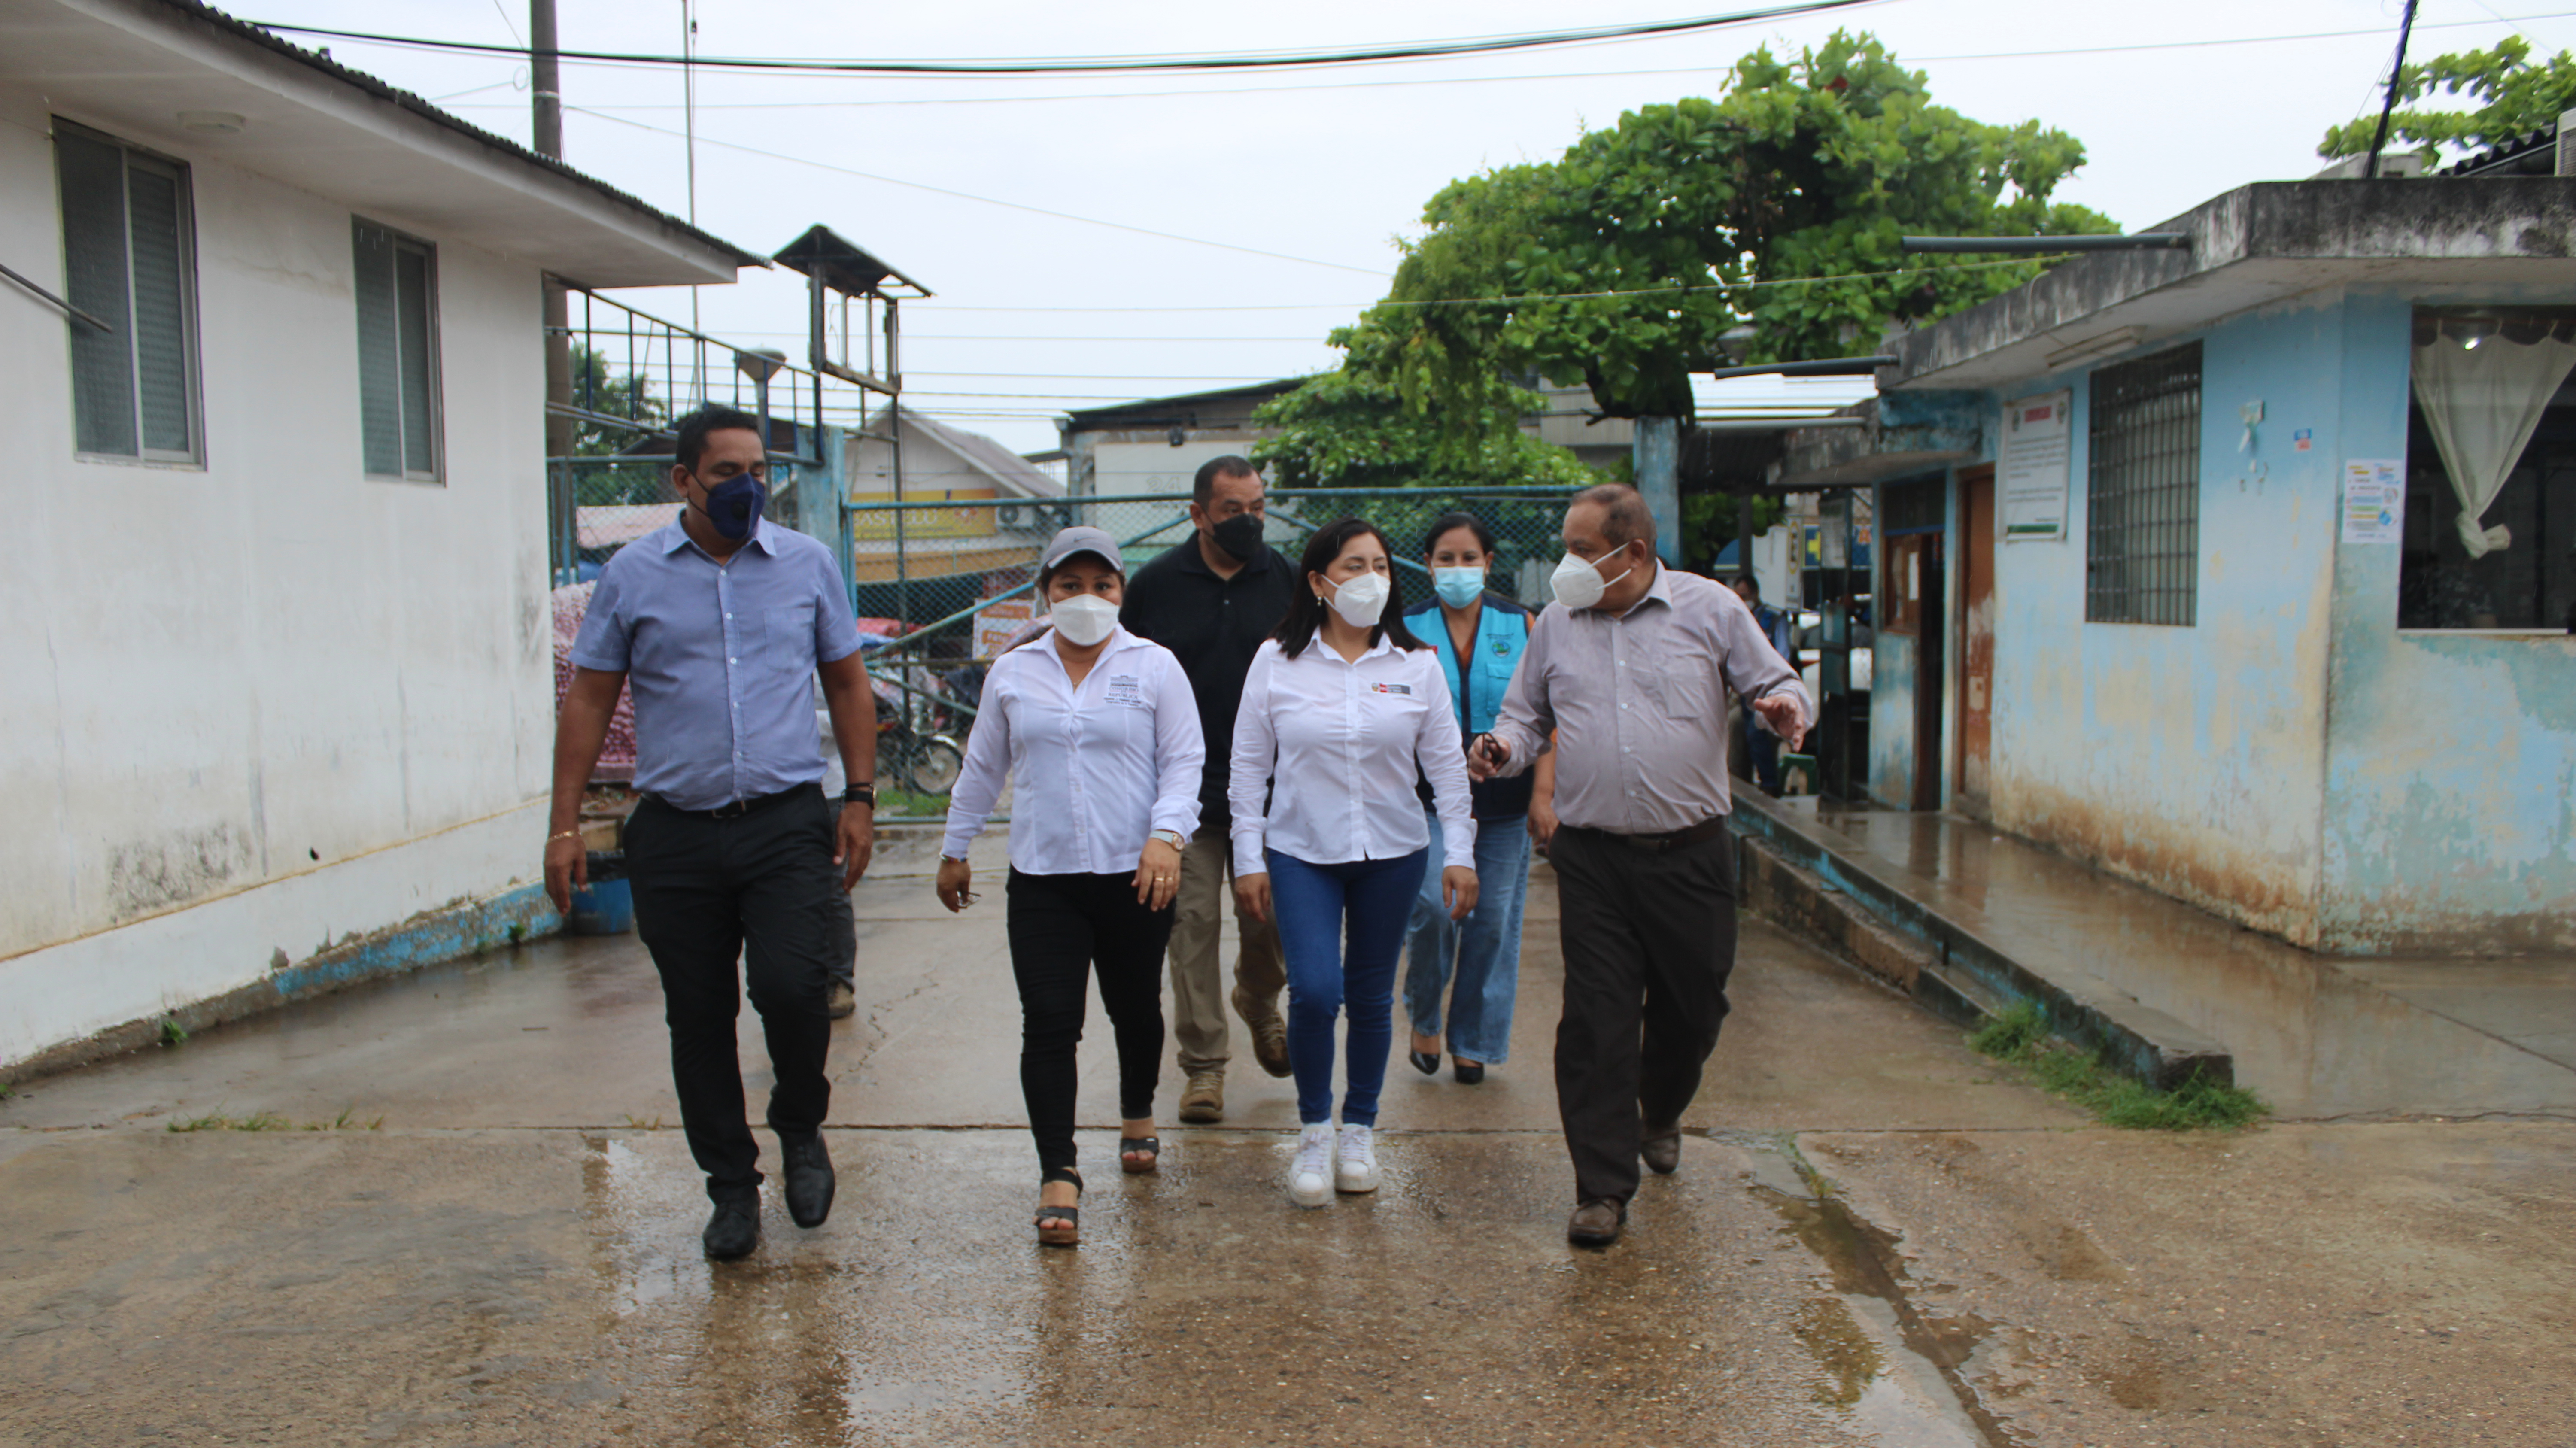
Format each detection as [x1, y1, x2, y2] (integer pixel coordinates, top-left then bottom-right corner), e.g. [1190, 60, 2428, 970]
[251, 0, 2567, 453]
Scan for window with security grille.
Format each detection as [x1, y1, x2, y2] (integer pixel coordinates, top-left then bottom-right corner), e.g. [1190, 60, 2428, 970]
[55, 121, 201, 463]
[2086, 342, 2202, 625]
[352, 218, 443, 481]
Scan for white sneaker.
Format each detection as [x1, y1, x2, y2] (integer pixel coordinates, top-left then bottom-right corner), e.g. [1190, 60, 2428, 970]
[1334, 1123, 1379, 1194]
[1288, 1124, 1334, 1208]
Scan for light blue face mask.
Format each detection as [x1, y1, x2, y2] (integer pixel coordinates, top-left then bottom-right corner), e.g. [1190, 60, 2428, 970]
[1432, 567, 1486, 609]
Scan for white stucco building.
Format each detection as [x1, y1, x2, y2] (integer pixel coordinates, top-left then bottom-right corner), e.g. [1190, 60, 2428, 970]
[0, 0, 757, 1073]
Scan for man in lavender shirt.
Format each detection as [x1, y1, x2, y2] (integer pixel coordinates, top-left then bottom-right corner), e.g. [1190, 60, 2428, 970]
[1470, 484, 1810, 1248]
[546, 406, 880, 1262]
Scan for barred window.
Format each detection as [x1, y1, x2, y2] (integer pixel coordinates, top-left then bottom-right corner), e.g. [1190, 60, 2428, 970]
[55, 121, 201, 463]
[2086, 342, 2201, 625]
[352, 218, 443, 481]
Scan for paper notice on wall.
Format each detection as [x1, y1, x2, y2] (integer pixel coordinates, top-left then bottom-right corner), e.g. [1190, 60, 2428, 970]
[2340, 459, 2404, 545]
[1999, 390, 2072, 541]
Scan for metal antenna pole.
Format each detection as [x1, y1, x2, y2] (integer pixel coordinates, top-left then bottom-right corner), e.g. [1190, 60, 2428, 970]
[681, 0, 701, 401]
[2365, 0, 2421, 179]
[888, 298, 909, 635]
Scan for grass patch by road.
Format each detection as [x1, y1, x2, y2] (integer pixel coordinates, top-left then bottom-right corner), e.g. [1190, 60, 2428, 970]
[871, 787, 951, 819]
[1971, 1002, 2267, 1130]
[167, 1107, 385, 1133]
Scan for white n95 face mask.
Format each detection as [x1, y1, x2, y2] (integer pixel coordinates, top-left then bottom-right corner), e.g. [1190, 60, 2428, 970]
[1550, 546, 1634, 610]
[1049, 593, 1119, 647]
[1326, 571, 1390, 628]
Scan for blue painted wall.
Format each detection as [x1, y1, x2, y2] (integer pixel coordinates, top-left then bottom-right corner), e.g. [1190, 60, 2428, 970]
[2318, 287, 2576, 953]
[1870, 630, 1919, 807]
[1979, 294, 2344, 943]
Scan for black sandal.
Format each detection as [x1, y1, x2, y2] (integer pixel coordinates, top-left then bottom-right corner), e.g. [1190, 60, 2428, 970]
[1035, 1165, 1082, 1247]
[1118, 1135, 1161, 1175]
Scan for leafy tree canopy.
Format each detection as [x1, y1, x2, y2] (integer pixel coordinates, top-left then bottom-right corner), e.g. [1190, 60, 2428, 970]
[1354, 30, 2115, 425]
[1251, 320, 1605, 491]
[2318, 36, 2576, 164]
[569, 345, 668, 458]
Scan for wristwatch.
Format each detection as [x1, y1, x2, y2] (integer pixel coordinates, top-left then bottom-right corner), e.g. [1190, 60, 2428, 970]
[1148, 829, 1187, 850]
[843, 782, 877, 807]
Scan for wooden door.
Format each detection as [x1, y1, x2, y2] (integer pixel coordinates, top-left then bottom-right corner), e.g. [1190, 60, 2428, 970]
[1956, 466, 1996, 817]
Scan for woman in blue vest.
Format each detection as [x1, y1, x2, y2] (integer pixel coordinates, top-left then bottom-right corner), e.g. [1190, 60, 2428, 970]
[1400, 512, 1556, 1084]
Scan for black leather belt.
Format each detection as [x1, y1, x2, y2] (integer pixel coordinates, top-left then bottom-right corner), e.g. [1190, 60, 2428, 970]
[1568, 816, 1729, 854]
[643, 783, 817, 820]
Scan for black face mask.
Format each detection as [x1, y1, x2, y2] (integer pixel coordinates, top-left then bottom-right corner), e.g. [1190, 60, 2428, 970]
[1209, 513, 1264, 562]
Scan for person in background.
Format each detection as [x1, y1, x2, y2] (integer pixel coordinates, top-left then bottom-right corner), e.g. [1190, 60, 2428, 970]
[547, 405, 877, 1263]
[1399, 513, 1556, 1086]
[1118, 457, 1295, 1125]
[1230, 519, 1477, 1208]
[1469, 485, 1809, 1249]
[937, 527, 1202, 1247]
[1728, 574, 1796, 798]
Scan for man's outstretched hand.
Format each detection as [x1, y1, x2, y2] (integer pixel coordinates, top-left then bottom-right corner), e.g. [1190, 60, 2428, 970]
[1752, 692, 1810, 752]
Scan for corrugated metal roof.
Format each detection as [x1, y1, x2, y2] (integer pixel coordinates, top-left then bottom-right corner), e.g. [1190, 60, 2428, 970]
[2442, 123, 2561, 178]
[163, 0, 767, 270]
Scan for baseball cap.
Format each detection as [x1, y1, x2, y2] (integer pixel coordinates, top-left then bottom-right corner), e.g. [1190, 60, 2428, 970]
[1039, 525, 1123, 575]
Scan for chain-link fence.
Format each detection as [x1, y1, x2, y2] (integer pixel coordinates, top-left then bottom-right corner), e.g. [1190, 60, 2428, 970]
[845, 485, 1584, 820]
[544, 412, 1583, 818]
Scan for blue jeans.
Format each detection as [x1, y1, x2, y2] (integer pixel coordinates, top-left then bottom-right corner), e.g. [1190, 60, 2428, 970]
[1265, 847, 1425, 1127]
[1404, 809, 1530, 1065]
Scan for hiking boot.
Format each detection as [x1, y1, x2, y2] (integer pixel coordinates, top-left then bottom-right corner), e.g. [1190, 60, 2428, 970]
[1178, 1069, 1225, 1123]
[1233, 985, 1290, 1078]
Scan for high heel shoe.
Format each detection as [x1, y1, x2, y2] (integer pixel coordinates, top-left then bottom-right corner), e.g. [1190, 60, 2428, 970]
[1034, 1165, 1082, 1247]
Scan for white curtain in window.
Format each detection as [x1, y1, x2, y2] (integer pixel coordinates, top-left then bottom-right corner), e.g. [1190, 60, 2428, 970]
[2411, 318, 2576, 559]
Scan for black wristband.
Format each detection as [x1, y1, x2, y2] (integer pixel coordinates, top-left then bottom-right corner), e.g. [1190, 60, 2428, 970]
[843, 782, 876, 806]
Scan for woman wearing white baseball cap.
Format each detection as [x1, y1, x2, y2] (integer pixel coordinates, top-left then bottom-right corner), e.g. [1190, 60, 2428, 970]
[938, 526, 1205, 1247]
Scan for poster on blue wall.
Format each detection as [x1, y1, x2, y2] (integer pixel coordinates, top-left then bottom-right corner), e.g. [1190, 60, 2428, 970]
[1999, 390, 2072, 541]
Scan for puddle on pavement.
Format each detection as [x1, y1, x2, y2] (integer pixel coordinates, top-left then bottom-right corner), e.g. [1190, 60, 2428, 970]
[1746, 1147, 2015, 1448]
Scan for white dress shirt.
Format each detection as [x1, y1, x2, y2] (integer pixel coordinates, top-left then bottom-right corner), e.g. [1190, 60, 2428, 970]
[943, 627, 1205, 875]
[1228, 635, 1476, 877]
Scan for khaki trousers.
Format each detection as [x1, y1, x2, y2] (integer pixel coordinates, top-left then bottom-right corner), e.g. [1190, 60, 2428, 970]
[1168, 824, 1287, 1074]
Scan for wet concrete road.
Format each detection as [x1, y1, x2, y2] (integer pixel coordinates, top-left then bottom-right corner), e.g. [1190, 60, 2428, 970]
[5, 830, 2572, 1446]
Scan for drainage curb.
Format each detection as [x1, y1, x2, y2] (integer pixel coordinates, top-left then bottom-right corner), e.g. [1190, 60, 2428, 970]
[1730, 801, 2233, 1091]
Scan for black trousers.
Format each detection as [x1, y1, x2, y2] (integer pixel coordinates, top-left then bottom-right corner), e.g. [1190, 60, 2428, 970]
[1548, 824, 1738, 1205]
[626, 786, 838, 1202]
[1004, 868, 1174, 1174]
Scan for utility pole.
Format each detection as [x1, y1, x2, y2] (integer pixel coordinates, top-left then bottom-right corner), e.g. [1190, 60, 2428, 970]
[2364, 0, 2421, 179]
[534, 0, 574, 574]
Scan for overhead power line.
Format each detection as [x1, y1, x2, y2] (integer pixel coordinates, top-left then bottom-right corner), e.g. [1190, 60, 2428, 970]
[444, 11, 2576, 112]
[247, 2, 1878, 76]
[567, 104, 1386, 276]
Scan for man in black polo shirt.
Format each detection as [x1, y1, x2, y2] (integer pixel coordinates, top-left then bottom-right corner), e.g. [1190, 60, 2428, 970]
[1119, 456, 1294, 1123]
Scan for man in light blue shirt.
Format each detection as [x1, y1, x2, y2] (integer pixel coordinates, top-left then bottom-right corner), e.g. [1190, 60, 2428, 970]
[547, 405, 878, 1262]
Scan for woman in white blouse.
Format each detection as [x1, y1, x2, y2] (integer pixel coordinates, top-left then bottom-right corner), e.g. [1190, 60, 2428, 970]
[939, 526, 1204, 1247]
[1230, 517, 1478, 1208]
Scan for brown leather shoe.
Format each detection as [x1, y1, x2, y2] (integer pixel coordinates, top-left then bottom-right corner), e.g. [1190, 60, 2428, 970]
[1567, 1198, 1626, 1247]
[1232, 985, 1290, 1078]
[1177, 1069, 1225, 1123]
[826, 980, 857, 1020]
[1640, 1120, 1683, 1175]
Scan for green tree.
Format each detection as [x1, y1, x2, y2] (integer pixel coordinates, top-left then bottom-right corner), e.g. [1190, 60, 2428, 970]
[1360, 31, 2114, 428]
[566, 345, 671, 507]
[569, 345, 666, 457]
[1252, 323, 1605, 492]
[2318, 36, 2576, 164]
